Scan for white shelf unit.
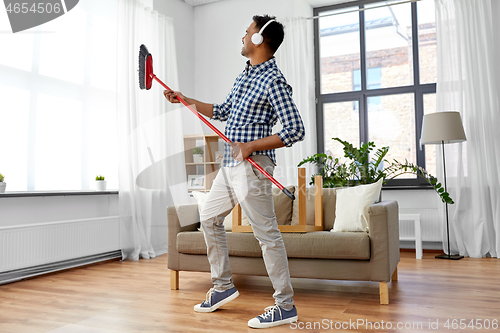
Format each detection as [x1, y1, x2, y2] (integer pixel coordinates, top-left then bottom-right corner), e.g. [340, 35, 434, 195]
[184, 134, 222, 193]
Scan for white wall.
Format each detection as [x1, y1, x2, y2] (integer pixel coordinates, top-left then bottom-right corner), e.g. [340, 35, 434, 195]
[0, 195, 118, 227]
[153, 0, 212, 136]
[193, 0, 312, 103]
[382, 189, 439, 212]
[153, 0, 195, 97]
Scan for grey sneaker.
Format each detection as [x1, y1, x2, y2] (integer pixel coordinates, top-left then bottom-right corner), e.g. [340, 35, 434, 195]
[248, 305, 298, 328]
[193, 287, 239, 313]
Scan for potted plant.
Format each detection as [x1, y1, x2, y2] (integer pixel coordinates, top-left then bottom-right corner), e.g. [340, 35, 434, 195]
[95, 175, 106, 191]
[192, 147, 204, 163]
[0, 173, 5, 193]
[298, 137, 453, 204]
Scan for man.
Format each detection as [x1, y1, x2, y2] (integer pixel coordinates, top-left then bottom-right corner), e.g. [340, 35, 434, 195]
[164, 15, 305, 329]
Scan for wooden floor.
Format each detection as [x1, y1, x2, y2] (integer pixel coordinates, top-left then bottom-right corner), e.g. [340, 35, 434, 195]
[1, 251, 499, 333]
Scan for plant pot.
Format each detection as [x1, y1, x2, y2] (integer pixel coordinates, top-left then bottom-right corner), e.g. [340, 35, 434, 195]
[0, 182, 6, 193]
[193, 154, 203, 163]
[95, 180, 107, 191]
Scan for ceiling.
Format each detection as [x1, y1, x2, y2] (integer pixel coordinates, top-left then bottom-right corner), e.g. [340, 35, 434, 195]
[305, 0, 355, 7]
[182, 0, 222, 5]
[183, 0, 354, 8]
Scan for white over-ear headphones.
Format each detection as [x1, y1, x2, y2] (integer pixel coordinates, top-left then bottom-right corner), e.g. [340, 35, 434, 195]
[251, 19, 276, 45]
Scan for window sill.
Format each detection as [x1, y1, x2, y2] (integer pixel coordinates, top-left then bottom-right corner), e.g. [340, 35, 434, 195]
[0, 186, 433, 197]
[0, 190, 119, 198]
[382, 185, 433, 191]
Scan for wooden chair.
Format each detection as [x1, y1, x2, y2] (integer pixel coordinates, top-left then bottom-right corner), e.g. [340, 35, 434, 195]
[232, 168, 324, 233]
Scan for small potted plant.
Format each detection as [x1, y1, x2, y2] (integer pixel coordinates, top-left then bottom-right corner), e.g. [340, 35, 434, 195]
[192, 147, 204, 163]
[0, 173, 5, 193]
[95, 175, 106, 191]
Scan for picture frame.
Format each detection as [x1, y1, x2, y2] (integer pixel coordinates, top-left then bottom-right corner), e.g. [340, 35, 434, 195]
[187, 174, 205, 190]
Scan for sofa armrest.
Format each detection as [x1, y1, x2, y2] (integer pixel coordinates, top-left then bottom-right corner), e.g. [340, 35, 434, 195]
[367, 200, 400, 282]
[167, 203, 200, 270]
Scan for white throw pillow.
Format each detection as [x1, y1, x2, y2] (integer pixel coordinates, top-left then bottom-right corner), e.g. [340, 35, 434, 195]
[332, 178, 383, 232]
[191, 191, 232, 231]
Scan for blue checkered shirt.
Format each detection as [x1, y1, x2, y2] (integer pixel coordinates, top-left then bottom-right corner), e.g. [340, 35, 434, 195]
[212, 58, 305, 167]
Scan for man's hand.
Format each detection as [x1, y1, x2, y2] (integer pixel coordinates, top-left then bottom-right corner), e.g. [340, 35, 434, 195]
[163, 90, 186, 104]
[162, 90, 214, 118]
[231, 142, 253, 162]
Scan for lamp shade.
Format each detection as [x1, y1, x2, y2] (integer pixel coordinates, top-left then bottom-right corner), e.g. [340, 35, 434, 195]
[420, 111, 467, 145]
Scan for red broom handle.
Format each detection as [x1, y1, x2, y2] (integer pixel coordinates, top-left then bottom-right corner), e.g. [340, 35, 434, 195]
[151, 74, 294, 199]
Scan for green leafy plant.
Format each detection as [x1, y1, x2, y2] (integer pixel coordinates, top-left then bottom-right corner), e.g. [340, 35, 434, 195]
[298, 138, 388, 187]
[0, 173, 4, 182]
[96, 175, 105, 181]
[298, 137, 454, 204]
[192, 147, 204, 155]
[383, 160, 453, 204]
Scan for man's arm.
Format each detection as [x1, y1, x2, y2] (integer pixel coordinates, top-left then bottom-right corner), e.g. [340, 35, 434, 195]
[163, 90, 213, 118]
[231, 134, 284, 162]
[268, 79, 305, 147]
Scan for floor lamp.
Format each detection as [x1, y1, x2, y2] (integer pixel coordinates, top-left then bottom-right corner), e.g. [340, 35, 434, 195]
[420, 111, 467, 260]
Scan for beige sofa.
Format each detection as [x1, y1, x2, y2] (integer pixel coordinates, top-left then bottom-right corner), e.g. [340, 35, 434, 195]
[167, 174, 400, 304]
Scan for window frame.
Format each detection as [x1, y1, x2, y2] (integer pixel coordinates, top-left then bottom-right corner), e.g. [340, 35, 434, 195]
[314, 0, 436, 187]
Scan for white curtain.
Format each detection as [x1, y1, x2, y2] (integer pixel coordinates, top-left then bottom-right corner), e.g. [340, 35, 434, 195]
[117, 0, 190, 260]
[435, 0, 500, 258]
[274, 17, 317, 186]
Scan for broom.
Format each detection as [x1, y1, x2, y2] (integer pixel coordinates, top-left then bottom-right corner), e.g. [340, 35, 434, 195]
[138, 44, 295, 200]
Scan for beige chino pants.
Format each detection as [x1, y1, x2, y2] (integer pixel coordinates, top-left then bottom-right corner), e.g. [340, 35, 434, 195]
[199, 155, 294, 310]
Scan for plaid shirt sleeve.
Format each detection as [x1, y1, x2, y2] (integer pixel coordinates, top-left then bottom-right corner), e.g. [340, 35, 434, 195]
[268, 79, 305, 147]
[212, 89, 232, 122]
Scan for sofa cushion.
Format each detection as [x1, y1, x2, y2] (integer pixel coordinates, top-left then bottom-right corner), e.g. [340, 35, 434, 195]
[177, 231, 370, 260]
[323, 188, 337, 230]
[283, 231, 370, 260]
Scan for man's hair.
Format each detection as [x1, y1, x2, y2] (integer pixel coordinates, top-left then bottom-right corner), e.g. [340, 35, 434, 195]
[252, 15, 284, 53]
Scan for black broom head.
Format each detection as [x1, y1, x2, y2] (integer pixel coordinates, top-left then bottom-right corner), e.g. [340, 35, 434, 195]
[138, 44, 153, 90]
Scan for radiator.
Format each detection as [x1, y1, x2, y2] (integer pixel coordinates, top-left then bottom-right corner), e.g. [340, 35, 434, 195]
[0, 216, 121, 280]
[399, 209, 442, 242]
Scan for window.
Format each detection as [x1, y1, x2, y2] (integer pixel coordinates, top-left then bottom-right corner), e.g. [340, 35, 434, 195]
[354, 67, 381, 109]
[353, 67, 381, 91]
[314, 0, 437, 186]
[0, 0, 118, 191]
